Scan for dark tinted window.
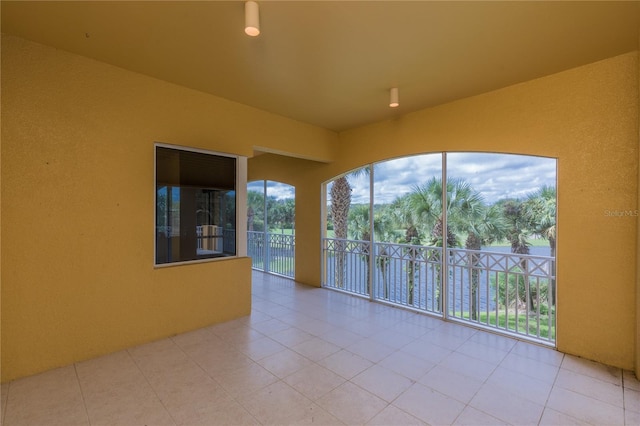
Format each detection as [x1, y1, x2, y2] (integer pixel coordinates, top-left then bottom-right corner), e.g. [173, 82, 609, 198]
[156, 146, 237, 264]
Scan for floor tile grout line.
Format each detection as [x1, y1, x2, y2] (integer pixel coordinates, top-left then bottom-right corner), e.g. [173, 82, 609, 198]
[255, 272, 633, 424]
[370, 296, 543, 424]
[255, 294, 416, 423]
[446, 338, 504, 425]
[167, 331, 269, 425]
[183, 333, 254, 416]
[72, 363, 92, 426]
[125, 347, 181, 426]
[623, 380, 637, 425]
[566, 384, 628, 419]
[3, 271, 633, 426]
[535, 351, 564, 426]
[1, 382, 10, 426]
[297, 289, 483, 424]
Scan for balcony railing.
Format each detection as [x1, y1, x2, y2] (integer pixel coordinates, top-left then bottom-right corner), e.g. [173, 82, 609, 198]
[195, 226, 236, 256]
[248, 231, 295, 278]
[322, 237, 556, 345]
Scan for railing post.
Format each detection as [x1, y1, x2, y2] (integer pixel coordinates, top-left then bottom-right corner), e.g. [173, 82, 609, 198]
[320, 235, 555, 345]
[369, 165, 375, 301]
[263, 180, 269, 273]
[265, 232, 271, 273]
[441, 153, 448, 319]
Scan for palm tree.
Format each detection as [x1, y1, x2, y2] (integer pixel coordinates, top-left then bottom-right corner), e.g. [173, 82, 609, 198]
[247, 190, 265, 231]
[403, 177, 459, 248]
[397, 177, 487, 310]
[500, 199, 531, 256]
[372, 206, 402, 299]
[524, 186, 556, 257]
[524, 185, 557, 305]
[329, 167, 369, 288]
[347, 204, 401, 295]
[499, 198, 533, 311]
[348, 204, 372, 293]
[411, 178, 511, 319]
[388, 195, 424, 306]
[389, 196, 422, 245]
[463, 204, 509, 320]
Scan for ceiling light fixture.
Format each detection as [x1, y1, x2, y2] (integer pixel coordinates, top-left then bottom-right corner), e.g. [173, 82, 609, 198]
[389, 87, 399, 108]
[245, 1, 260, 36]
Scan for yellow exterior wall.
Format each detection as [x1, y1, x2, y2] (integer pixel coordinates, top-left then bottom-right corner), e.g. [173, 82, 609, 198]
[248, 154, 326, 286]
[637, 43, 640, 379]
[2, 32, 638, 379]
[253, 53, 639, 370]
[0, 35, 336, 382]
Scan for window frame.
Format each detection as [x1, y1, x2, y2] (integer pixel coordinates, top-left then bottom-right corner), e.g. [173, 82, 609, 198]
[154, 142, 247, 267]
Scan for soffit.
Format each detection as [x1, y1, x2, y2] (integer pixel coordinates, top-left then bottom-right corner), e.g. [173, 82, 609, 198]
[2, 1, 638, 132]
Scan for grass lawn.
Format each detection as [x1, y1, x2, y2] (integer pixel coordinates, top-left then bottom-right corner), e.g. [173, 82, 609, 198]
[487, 238, 549, 248]
[264, 228, 295, 235]
[251, 258, 294, 275]
[458, 310, 555, 340]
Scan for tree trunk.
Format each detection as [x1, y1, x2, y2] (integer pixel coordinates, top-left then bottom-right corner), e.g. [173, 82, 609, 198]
[407, 253, 415, 306]
[404, 227, 419, 306]
[430, 218, 455, 311]
[331, 176, 351, 288]
[512, 240, 534, 312]
[465, 233, 482, 321]
[362, 231, 371, 295]
[431, 216, 456, 247]
[376, 246, 390, 299]
[247, 206, 254, 231]
[549, 235, 556, 306]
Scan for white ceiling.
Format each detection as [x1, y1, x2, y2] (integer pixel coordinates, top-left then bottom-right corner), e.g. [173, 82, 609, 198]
[2, 1, 639, 132]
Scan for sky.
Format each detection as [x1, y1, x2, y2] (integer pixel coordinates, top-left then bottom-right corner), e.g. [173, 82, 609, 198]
[249, 153, 556, 205]
[247, 180, 295, 200]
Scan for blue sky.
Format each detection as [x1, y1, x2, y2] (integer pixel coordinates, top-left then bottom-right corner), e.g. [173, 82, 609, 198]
[247, 180, 296, 200]
[367, 153, 556, 205]
[250, 153, 556, 205]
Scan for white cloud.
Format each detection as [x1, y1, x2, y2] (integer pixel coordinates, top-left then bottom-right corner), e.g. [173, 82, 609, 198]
[248, 180, 295, 200]
[267, 183, 295, 200]
[256, 153, 556, 206]
[349, 153, 556, 204]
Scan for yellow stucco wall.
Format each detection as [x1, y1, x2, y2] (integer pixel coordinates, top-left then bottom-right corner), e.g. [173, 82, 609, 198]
[0, 34, 337, 382]
[252, 52, 639, 370]
[248, 154, 327, 286]
[2, 32, 638, 380]
[637, 38, 640, 379]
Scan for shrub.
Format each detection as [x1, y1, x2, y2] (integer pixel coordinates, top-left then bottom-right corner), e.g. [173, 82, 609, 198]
[491, 270, 548, 311]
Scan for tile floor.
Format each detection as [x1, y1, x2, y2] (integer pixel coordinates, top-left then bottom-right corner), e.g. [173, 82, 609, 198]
[2, 271, 639, 425]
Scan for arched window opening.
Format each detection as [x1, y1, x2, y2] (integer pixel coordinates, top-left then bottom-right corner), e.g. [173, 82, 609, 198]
[247, 180, 295, 277]
[323, 153, 557, 345]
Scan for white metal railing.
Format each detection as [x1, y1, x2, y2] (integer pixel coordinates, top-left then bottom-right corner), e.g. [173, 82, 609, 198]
[248, 231, 295, 278]
[322, 238, 371, 297]
[223, 229, 236, 255]
[195, 226, 236, 256]
[196, 225, 223, 253]
[373, 242, 443, 313]
[448, 248, 555, 344]
[322, 237, 556, 344]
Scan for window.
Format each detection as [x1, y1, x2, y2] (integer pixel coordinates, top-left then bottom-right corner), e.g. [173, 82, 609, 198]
[155, 145, 238, 264]
[247, 180, 296, 277]
[322, 152, 557, 344]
